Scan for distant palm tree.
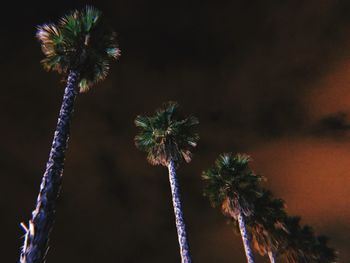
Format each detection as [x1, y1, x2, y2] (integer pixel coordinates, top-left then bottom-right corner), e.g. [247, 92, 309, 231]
[247, 190, 287, 263]
[277, 216, 314, 262]
[134, 102, 199, 263]
[279, 216, 338, 263]
[202, 153, 263, 263]
[20, 6, 120, 263]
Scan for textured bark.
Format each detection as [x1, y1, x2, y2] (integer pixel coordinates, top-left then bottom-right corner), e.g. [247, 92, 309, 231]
[19, 71, 79, 263]
[268, 250, 276, 263]
[237, 211, 255, 263]
[167, 160, 192, 263]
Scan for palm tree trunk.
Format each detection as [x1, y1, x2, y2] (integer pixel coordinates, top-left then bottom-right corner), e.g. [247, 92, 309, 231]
[237, 211, 255, 263]
[19, 71, 79, 263]
[167, 160, 192, 263]
[268, 250, 276, 263]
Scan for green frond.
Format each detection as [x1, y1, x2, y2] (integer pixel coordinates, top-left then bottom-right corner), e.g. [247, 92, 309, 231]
[59, 11, 81, 37]
[106, 47, 121, 59]
[135, 115, 152, 129]
[82, 6, 101, 32]
[36, 5, 120, 92]
[134, 102, 199, 167]
[41, 56, 62, 72]
[79, 79, 89, 92]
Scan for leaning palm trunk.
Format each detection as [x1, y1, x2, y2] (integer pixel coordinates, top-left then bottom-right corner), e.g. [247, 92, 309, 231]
[20, 71, 79, 263]
[268, 250, 276, 263]
[167, 160, 192, 263]
[237, 210, 255, 263]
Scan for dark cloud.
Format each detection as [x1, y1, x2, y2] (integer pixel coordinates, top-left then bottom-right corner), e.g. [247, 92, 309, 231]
[312, 112, 350, 137]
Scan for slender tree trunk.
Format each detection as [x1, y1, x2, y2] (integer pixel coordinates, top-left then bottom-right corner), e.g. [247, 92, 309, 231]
[268, 250, 276, 263]
[237, 211, 255, 263]
[19, 71, 79, 263]
[167, 160, 192, 263]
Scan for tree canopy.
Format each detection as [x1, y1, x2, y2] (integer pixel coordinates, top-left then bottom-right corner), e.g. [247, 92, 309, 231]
[36, 6, 120, 92]
[134, 101, 199, 166]
[202, 153, 263, 218]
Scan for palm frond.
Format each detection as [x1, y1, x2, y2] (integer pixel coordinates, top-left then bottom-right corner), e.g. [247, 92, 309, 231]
[134, 102, 199, 166]
[36, 6, 120, 92]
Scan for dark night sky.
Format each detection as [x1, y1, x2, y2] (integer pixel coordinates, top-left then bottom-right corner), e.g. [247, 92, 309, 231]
[1, 0, 350, 262]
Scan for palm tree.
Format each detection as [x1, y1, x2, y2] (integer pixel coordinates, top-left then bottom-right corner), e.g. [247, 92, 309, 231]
[278, 216, 338, 263]
[202, 153, 263, 263]
[19, 6, 120, 263]
[247, 190, 288, 263]
[134, 102, 199, 263]
[277, 216, 315, 262]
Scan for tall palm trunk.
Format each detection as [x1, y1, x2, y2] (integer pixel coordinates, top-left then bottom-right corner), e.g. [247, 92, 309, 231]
[237, 210, 255, 263]
[268, 250, 276, 263]
[19, 71, 79, 263]
[167, 160, 192, 263]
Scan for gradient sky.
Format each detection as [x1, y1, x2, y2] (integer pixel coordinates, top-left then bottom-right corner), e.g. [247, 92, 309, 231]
[2, 0, 350, 262]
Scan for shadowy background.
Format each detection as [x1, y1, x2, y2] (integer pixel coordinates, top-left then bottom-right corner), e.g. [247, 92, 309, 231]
[1, 0, 350, 262]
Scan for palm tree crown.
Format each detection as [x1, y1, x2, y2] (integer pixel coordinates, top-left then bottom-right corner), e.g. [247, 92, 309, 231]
[134, 101, 199, 166]
[36, 6, 120, 92]
[202, 153, 263, 218]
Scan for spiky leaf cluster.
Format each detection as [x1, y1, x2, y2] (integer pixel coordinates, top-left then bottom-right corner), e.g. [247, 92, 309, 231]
[36, 6, 120, 92]
[202, 153, 263, 218]
[134, 102, 199, 166]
